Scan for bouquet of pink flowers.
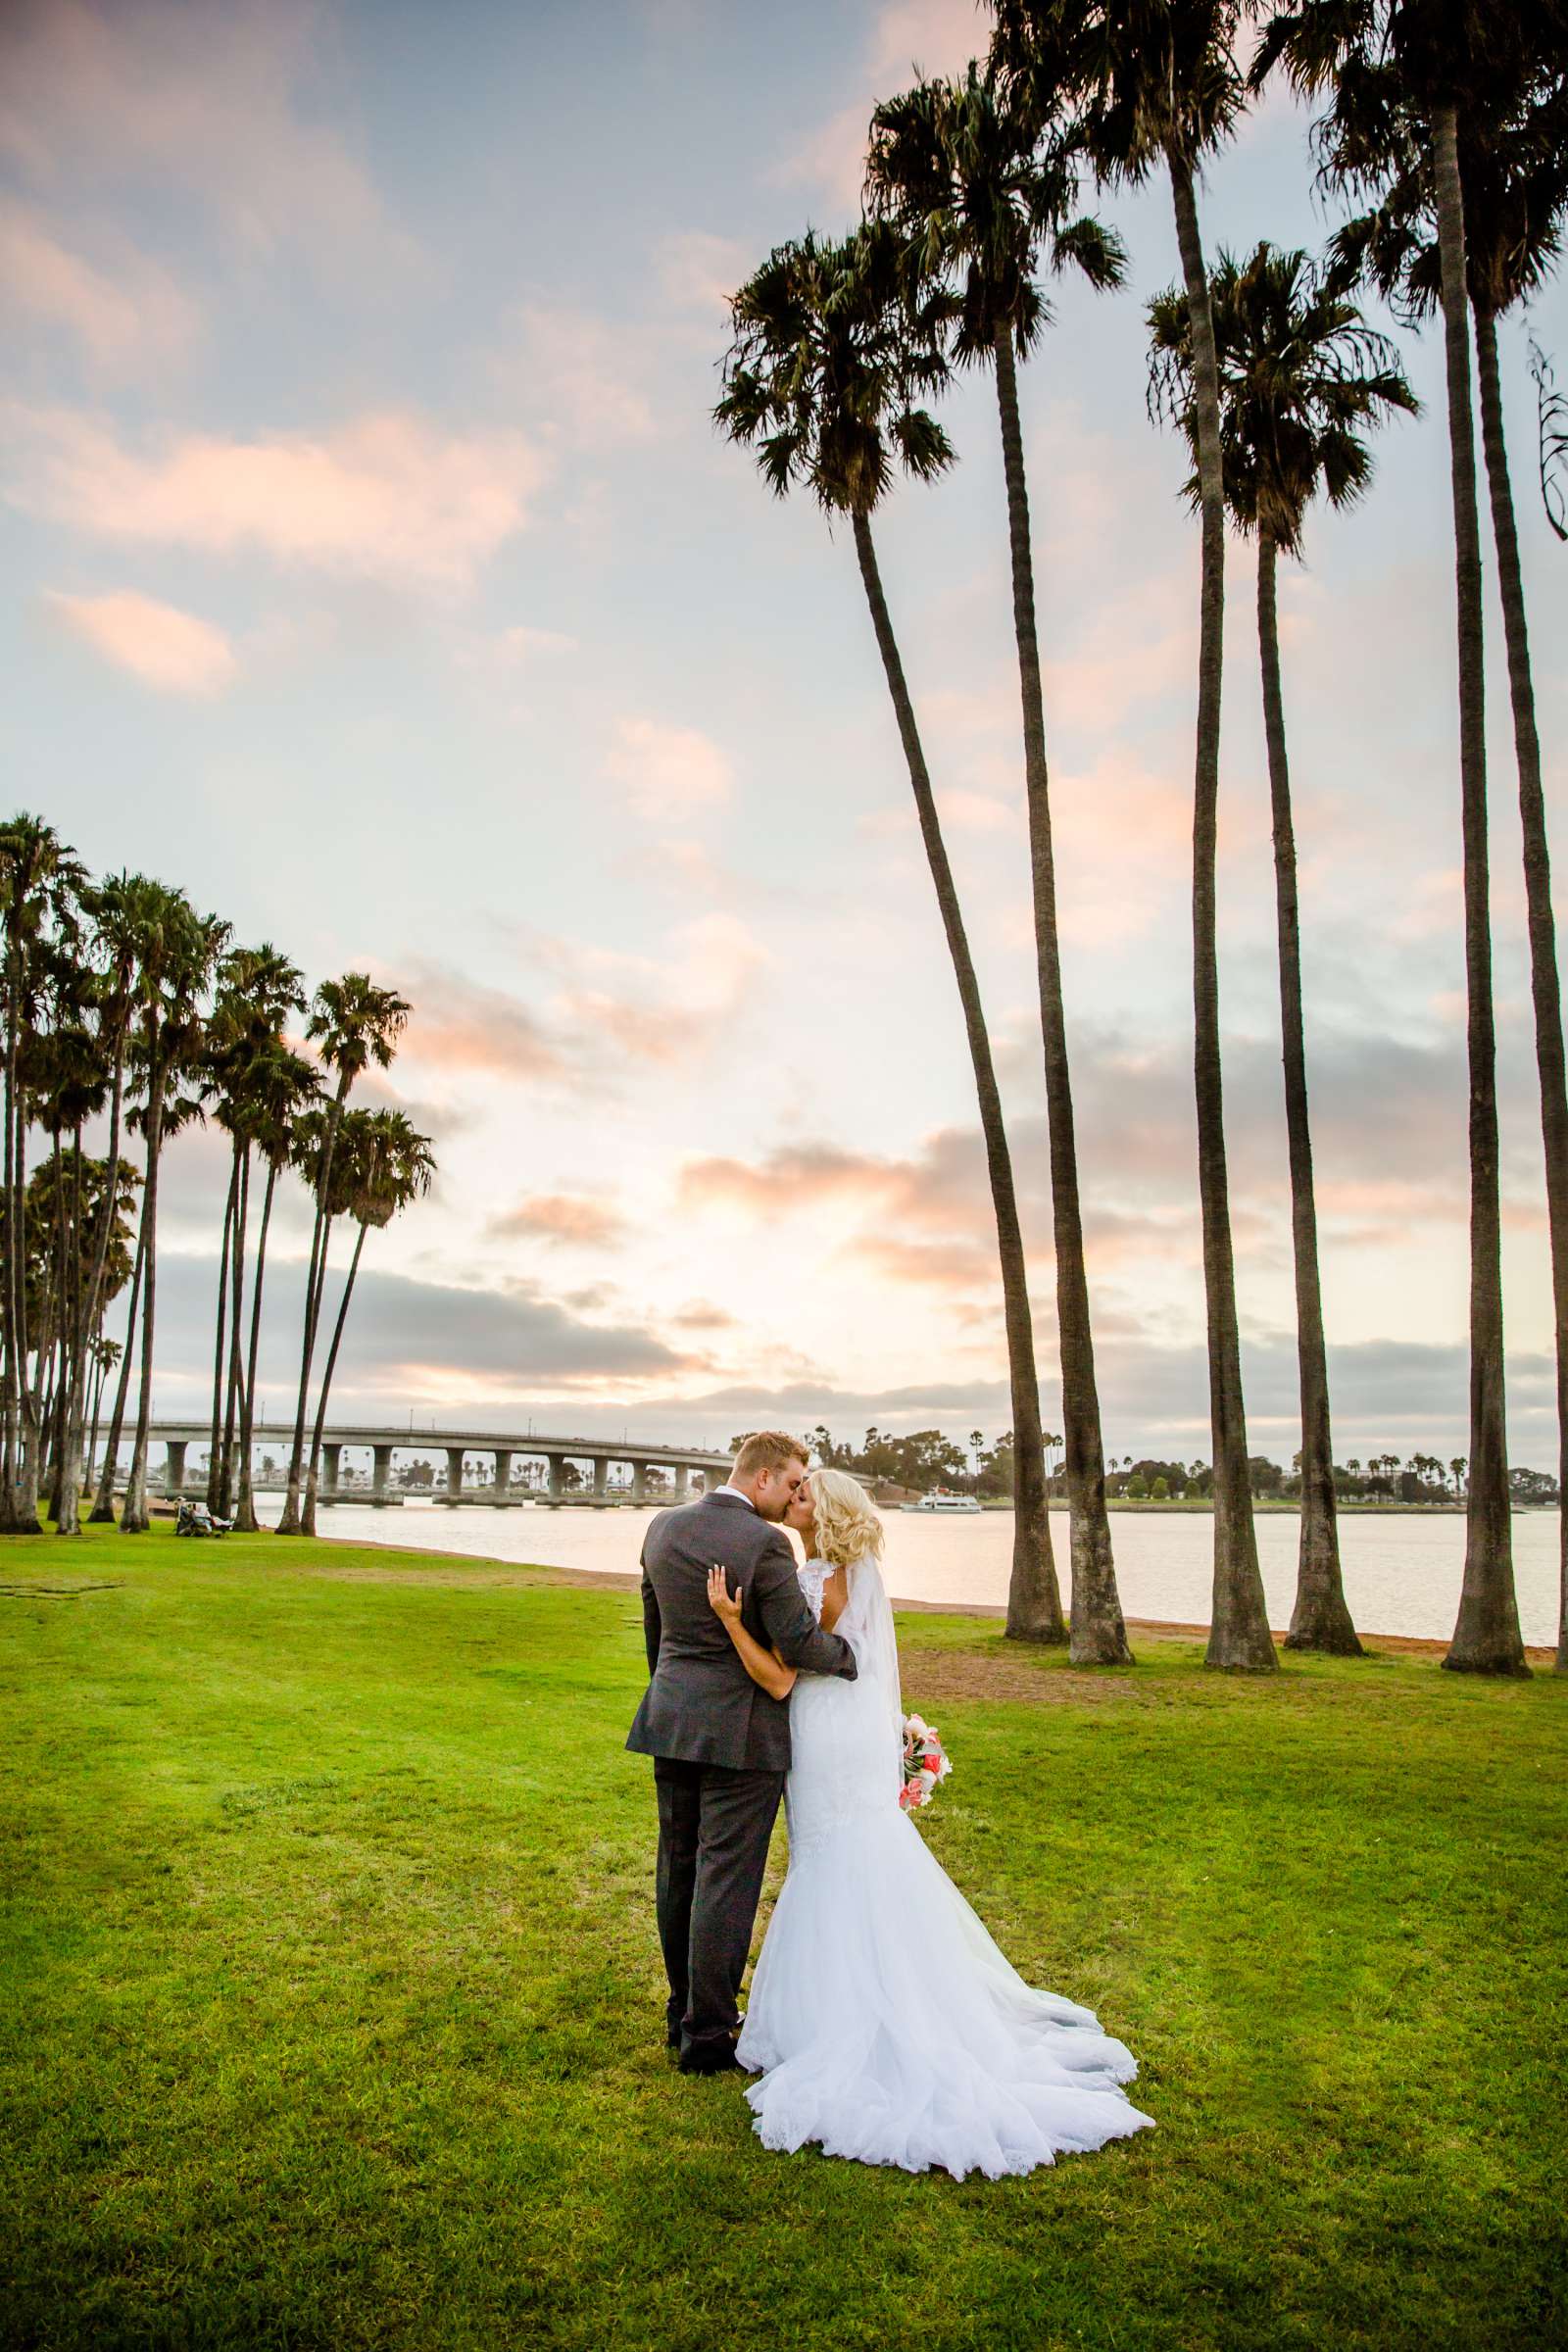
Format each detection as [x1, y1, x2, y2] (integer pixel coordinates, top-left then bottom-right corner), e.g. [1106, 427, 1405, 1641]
[900, 1713, 952, 1812]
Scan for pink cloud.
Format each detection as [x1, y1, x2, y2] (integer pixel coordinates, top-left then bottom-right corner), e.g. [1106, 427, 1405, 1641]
[536, 912, 766, 1067]
[680, 1143, 903, 1218]
[773, 0, 984, 206]
[488, 1194, 629, 1250]
[45, 588, 235, 695]
[397, 962, 567, 1084]
[0, 0, 407, 273]
[6, 406, 547, 590]
[935, 787, 1017, 834]
[0, 199, 197, 369]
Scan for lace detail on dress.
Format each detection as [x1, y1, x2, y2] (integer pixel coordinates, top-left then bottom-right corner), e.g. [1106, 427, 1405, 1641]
[796, 1559, 829, 1624]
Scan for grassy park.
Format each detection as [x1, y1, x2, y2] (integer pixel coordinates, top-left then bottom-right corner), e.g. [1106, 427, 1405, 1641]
[2, 1523, 1564, 2351]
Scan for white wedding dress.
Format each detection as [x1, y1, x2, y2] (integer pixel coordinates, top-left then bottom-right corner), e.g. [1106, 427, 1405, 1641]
[735, 1553, 1155, 2178]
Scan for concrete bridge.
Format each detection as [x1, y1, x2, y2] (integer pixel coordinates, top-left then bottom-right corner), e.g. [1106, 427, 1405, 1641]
[145, 1421, 731, 1508]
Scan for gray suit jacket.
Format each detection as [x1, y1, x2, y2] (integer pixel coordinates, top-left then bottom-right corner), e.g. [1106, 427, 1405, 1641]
[625, 1489, 858, 1772]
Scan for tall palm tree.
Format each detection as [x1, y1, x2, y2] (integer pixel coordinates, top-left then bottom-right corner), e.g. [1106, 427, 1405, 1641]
[994, 0, 1274, 1667]
[1149, 242, 1417, 1653]
[85, 1333, 120, 1488]
[0, 815, 86, 1533]
[718, 221, 1066, 1641]
[231, 1040, 320, 1533]
[301, 1109, 435, 1536]
[87, 1209, 145, 1522]
[866, 63, 1134, 1665]
[276, 973, 410, 1536]
[56, 874, 143, 1535]
[26, 981, 107, 1524]
[1256, 0, 1534, 1675]
[119, 892, 226, 1535]
[199, 947, 308, 1516]
[1327, 54, 1568, 1668]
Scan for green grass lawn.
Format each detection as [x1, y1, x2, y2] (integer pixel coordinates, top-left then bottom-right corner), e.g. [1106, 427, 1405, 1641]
[2, 1524, 1564, 2352]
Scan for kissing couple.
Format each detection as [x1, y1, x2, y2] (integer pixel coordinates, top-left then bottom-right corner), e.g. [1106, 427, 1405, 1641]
[626, 1430, 1154, 2179]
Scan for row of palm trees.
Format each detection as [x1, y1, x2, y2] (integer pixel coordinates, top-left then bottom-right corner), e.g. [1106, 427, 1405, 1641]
[718, 0, 1566, 1675]
[0, 815, 433, 1540]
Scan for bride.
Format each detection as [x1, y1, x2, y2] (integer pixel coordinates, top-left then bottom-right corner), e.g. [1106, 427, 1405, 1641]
[705, 1466, 1154, 2179]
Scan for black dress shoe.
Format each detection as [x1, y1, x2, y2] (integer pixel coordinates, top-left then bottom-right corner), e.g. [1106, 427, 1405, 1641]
[678, 2038, 744, 2076]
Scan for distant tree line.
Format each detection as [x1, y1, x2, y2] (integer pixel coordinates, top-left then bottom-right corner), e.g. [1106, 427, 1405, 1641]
[787, 1425, 1561, 1509]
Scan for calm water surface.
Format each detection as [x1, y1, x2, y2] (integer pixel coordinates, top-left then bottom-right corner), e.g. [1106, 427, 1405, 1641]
[266, 1496, 1560, 1647]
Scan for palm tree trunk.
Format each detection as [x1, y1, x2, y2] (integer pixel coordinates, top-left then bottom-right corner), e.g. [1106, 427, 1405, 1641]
[89, 1207, 145, 1521]
[1166, 140, 1274, 1671]
[852, 507, 1065, 1642]
[42, 1131, 76, 1520]
[57, 1040, 126, 1537]
[206, 1150, 236, 1511]
[220, 1144, 248, 1518]
[993, 321, 1129, 1664]
[1, 922, 26, 1530]
[41, 1139, 70, 1519]
[277, 1086, 345, 1535]
[1474, 305, 1567, 1672]
[120, 1062, 165, 1536]
[1257, 532, 1362, 1655]
[1432, 112, 1525, 1676]
[302, 1219, 368, 1540]
[88, 1348, 110, 1488]
[298, 1213, 337, 1536]
[3, 961, 42, 1535]
[234, 1154, 278, 1535]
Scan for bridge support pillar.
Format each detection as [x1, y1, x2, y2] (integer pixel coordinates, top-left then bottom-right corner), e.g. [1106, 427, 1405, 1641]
[631, 1460, 649, 1506]
[372, 1445, 393, 1504]
[593, 1457, 609, 1500]
[493, 1448, 513, 1503]
[547, 1456, 564, 1504]
[323, 1444, 341, 1498]
[674, 1464, 689, 1498]
[446, 1447, 466, 1502]
[164, 1440, 187, 1499]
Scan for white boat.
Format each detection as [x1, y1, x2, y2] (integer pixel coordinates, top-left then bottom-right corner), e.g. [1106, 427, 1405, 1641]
[902, 1492, 984, 1514]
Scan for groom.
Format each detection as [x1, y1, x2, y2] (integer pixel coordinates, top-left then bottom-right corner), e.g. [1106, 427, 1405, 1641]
[626, 1430, 858, 2073]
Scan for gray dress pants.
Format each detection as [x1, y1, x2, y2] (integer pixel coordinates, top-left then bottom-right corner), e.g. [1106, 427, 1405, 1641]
[653, 1756, 785, 2064]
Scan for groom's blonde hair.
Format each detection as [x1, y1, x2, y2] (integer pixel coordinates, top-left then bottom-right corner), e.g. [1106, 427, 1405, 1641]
[807, 1468, 884, 1569]
[732, 1430, 807, 1477]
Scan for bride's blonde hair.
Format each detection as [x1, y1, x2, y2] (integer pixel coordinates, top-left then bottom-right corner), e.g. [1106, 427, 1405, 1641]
[806, 1467, 884, 1569]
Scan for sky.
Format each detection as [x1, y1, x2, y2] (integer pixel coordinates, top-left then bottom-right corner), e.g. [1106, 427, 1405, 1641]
[4, 0, 1567, 1470]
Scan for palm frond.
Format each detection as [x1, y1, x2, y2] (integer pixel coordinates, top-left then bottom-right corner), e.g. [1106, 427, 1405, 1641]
[1531, 338, 1568, 542]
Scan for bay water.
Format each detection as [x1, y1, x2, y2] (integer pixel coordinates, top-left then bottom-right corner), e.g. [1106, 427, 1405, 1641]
[266, 1496, 1560, 1648]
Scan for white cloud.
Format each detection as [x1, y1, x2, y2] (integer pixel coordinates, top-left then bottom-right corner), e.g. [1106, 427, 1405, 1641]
[509, 304, 658, 447]
[45, 587, 236, 694]
[493, 623, 577, 660]
[6, 405, 548, 592]
[606, 715, 734, 819]
[655, 229, 749, 316]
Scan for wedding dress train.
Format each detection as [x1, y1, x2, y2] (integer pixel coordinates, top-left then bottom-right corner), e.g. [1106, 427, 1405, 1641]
[735, 1555, 1155, 2179]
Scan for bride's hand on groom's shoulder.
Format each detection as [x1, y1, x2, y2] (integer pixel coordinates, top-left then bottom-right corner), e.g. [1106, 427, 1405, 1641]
[707, 1565, 743, 1625]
